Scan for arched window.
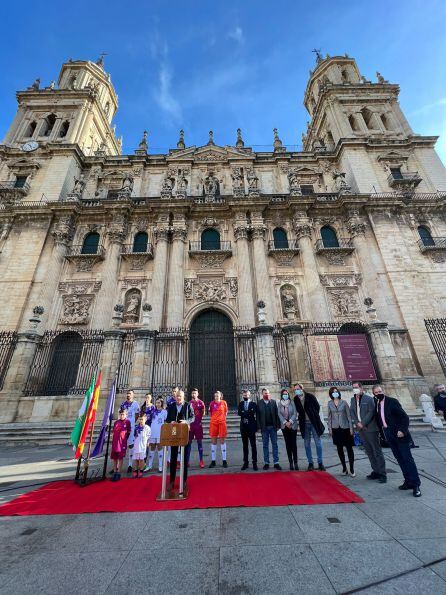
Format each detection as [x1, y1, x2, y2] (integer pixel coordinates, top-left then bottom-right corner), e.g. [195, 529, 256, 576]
[25, 120, 37, 138]
[349, 114, 359, 132]
[273, 228, 289, 249]
[40, 113, 57, 137]
[341, 69, 349, 83]
[201, 228, 220, 250]
[59, 120, 70, 138]
[321, 226, 339, 248]
[81, 232, 100, 254]
[361, 107, 374, 130]
[418, 226, 435, 247]
[132, 232, 148, 253]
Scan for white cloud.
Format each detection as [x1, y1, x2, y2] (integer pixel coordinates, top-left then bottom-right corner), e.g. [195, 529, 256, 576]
[228, 26, 244, 45]
[155, 62, 182, 123]
[409, 97, 446, 117]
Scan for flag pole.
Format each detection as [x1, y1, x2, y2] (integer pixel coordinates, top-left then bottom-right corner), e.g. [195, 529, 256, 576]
[82, 370, 101, 484]
[102, 371, 118, 480]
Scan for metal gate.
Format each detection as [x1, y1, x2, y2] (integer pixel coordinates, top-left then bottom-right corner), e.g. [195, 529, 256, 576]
[189, 310, 237, 405]
[150, 328, 188, 399]
[425, 319, 446, 375]
[273, 325, 291, 387]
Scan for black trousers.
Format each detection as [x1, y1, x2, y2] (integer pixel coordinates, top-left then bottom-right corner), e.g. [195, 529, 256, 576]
[169, 443, 191, 484]
[241, 431, 257, 464]
[336, 444, 355, 472]
[282, 426, 298, 465]
[384, 429, 420, 487]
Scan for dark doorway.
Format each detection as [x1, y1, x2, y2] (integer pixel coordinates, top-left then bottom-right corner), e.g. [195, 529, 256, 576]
[188, 309, 237, 406]
[44, 331, 83, 395]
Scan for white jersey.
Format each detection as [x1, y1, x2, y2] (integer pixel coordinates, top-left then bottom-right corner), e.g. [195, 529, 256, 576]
[120, 400, 140, 444]
[133, 425, 151, 455]
[149, 409, 168, 443]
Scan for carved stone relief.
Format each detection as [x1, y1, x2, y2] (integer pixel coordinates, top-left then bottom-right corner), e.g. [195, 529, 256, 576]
[280, 284, 299, 321]
[58, 280, 102, 294]
[184, 277, 238, 302]
[194, 252, 229, 269]
[123, 288, 141, 324]
[328, 289, 361, 320]
[60, 294, 93, 325]
[319, 274, 362, 287]
[121, 278, 148, 290]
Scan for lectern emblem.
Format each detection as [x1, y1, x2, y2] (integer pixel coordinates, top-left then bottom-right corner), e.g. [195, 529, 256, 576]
[172, 427, 177, 436]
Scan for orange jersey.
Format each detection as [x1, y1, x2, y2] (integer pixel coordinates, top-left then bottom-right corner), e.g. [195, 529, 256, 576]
[209, 400, 228, 423]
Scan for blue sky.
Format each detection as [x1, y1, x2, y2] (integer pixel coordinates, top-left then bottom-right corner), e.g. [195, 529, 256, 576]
[1, 0, 446, 163]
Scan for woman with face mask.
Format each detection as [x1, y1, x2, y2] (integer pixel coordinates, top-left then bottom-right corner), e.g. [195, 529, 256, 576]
[327, 386, 355, 476]
[278, 388, 299, 470]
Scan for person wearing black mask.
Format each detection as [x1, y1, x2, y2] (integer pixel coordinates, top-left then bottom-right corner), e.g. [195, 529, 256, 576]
[293, 383, 325, 471]
[372, 385, 421, 497]
[434, 383, 446, 421]
[237, 390, 258, 471]
[327, 387, 355, 476]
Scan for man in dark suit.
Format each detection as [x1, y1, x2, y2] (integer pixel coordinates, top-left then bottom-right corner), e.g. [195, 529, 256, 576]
[257, 388, 282, 470]
[166, 390, 195, 490]
[294, 383, 325, 471]
[351, 381, 386, 483]
[372, 385, 421, 497]
[237, 389, 258, 471]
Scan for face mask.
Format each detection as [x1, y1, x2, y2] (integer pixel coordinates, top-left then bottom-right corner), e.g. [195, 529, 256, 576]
[295, 389, 303, 397]
[353, 388, 361, 395]
[332, 392, 340, 399]
[243, 396, 249, 401]
[376, 393, 385, 401]
[282, 394, 289, 400]
[440, 390, 446, 396]
[263, 394, 269, 400]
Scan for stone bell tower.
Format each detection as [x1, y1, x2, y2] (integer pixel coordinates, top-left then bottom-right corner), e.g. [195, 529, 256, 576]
[3, 55, 121, 156]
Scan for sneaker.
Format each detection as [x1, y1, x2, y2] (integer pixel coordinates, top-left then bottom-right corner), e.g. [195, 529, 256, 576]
[138, 471, 143, 478]
[108, 469, 114, 475]
[241, 463, 248, 471]
[199, 460, 205, 469]
[127, 466, 132, 474]
[158, 468, 162, 473]
[144, 466, 151, 473]
[209, 461, 216, 468]
[399, 482, 412, 490]
[318, 463, 326, 471]
[307, 463, 314, 471]
[263, 464, 270, 470]
[222, 460, 228, 468]
[367, 472, 379, 480]
[274, 464, 282, 471]
[349, 470, 356, 477]
[115, 473, 121, 481]
[413, 487, 421, 497]
[378, 475, 387, 483]
[111, 472, 118, 482]
[342, 469, 348, 475]
[253, 463, 258, 471]
[132, 471, 137, 478]
[294, 465, 299, 471]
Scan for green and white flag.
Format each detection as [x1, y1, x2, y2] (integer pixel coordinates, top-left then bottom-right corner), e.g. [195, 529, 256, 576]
[69, 374, 95, 450]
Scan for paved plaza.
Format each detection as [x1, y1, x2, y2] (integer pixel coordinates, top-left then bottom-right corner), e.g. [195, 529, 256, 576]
[1, 432, 446, 594]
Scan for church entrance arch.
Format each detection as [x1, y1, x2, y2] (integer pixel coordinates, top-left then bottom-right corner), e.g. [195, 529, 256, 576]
[188, 309, 237, 406]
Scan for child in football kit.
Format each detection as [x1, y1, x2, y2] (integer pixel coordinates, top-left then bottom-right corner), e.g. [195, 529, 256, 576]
[146, 398, 168, 472]
[209, 391, 228, 468]
[132, 414, 151, 478]
[119, 390, 140, 473]
[110, 408, 131, 481]
[189, 388, 206, 468]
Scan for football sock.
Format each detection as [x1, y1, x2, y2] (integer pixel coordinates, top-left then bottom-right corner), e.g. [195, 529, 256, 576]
[211, 444, 216, 461]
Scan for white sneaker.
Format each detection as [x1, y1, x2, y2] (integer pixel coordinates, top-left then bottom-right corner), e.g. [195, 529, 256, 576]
[349, 470, 356, 477]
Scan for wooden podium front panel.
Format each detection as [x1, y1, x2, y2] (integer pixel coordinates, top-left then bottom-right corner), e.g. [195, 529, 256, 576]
[160, 423, 189, 447]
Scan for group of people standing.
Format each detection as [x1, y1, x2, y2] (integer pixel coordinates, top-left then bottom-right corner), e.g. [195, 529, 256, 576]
[109, 381, 422, 498]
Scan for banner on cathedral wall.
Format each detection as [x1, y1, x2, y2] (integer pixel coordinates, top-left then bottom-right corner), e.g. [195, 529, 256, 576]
[308, 334, 377, 383]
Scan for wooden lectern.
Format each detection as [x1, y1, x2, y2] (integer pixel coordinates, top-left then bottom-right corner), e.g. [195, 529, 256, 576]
[157, 422, 189, 501]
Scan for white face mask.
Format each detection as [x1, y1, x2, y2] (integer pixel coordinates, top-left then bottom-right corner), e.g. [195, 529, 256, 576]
[353, 388, 361, 395]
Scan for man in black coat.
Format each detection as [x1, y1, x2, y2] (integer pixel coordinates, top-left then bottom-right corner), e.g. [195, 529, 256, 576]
[293, 383, 325, 471]
[257, 388, 282, 470]
[237, 389, 258, 471]
[372, 385, 421, 497]
[166, 390, 195, 490]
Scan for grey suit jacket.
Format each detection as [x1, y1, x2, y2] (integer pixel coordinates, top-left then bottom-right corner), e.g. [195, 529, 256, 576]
[350, 393, 378, 432]
[327, 399, 353, 432]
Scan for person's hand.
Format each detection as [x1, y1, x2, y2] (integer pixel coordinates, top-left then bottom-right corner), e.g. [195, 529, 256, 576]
[180, 420, 187, 424]
[357, 422, 363, 429]
[397, 431, 404, 438]
[350, 430, 353, 436]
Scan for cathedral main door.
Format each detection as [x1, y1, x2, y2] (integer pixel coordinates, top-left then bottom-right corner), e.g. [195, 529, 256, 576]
[188, 309, 237, 406]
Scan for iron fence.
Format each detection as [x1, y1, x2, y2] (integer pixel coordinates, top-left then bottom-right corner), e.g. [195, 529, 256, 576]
[117, 331, 135, 392]
[273, 325, 291, 387]
[425, 319, 446, 376]
[0, 331, 17, 390]
[150, 328, 188, 398]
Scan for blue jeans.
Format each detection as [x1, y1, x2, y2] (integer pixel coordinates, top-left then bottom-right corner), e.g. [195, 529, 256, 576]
[304, 422, 323, 464]
[262, 426, 279, 464]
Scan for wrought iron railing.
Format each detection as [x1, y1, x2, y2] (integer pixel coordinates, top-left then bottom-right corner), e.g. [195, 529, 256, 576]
[0, 180, 30, 193]
[268, 240, 299, 251]
[425, 319, 446, 376]
[387, 171, 422, 186]
[120, 243, 154, 256]
[314, 238, 354, 251]
[189, 241, 232, 252]
[0, 331, 17, 390]
[418, 237, 446, 251]
[67, 244, 106, 257]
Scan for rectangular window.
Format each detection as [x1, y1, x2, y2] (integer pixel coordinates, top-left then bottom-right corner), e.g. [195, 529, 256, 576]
[390, 167, 403, 179]
[300, 185, 314, 195]
[14, 176, 28, 188]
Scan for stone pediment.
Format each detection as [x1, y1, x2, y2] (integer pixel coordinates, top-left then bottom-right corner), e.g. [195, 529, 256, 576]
[168, 145, 252, 164]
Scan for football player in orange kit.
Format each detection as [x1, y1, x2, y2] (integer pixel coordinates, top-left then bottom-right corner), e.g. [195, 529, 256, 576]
[208, 390, 228, 468]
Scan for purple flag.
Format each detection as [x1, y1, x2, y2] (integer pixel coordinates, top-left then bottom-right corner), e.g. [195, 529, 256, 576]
[91, 379, 116, 458]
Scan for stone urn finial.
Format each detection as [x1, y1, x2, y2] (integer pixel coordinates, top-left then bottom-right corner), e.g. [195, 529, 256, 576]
[29, 306, 44, 330]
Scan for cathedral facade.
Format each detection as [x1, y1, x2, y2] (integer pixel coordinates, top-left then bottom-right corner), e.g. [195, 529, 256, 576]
[0, 54, 445, 423]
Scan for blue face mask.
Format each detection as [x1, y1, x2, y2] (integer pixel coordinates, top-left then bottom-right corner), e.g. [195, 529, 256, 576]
[332, 392, 340, 399]
[295, 389, 303, 396]
[282, 394, 289, 400]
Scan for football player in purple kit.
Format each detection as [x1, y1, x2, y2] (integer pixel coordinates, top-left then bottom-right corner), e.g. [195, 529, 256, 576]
[189, 388, 206, 468]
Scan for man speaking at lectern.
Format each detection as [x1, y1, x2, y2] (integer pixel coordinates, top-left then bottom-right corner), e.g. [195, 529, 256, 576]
[166, 390, 195, 490]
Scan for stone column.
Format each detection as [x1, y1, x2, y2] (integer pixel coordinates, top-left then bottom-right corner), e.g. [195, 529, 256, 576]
[283, 324, 312, 386]
[292, 209, 330, 320]
[254, 326, 281, 398]
[0, 330, 42, 422]
[95, 212, 127, 328]
[251, 212, 275, 324]
[233, 214, 255, 327]
[150, 216, 170, 330]
[129, 329, 156, 391]
[166, 215, 187, 328]
[100, 329, 125, 394]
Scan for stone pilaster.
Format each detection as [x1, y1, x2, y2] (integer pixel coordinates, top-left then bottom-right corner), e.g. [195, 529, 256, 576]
[233, 215, 255, 327]
[100, 329, 125, 395]
[292, 209, 329, 321]
[0, 330, 41, 422]
[283, 324, 312, 386]
[150, 218, 170, 330]
[251, 212, 275, 324]
[129, 329, 156, 391]
[166, 216, 187, 328]
[253, 325, 281, 398]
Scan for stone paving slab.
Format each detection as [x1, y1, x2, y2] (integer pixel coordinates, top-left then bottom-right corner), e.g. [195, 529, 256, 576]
[358, 567, 446, 594]
[398, 537, 446, 564]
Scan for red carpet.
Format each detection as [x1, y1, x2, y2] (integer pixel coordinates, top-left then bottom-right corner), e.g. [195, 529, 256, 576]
[0, 471, 363, 516]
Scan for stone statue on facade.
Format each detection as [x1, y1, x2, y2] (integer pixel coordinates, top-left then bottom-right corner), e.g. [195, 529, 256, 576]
[246, 168, 260, 196]
[231, 167, 245, 197]
[29, 78, 40, 91]
[72, 174, 85, 196]
[332, 170, 352, 195]
[175, 170, 188, 198]
[118, 174, 133, 198]
[161, 171, 175, 198]
[376, 71, 388, 84]
[281, 286, 298, 321]
[257, 300, 267, 325]
[287, 169, 302, 196]
[123, 290, 141, 323]
[204, 171, 219, 201]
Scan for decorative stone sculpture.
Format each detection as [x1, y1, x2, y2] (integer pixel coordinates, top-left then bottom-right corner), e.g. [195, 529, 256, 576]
[281, 285, 298, 321]
[332, 170, 352, 195]
[135, 130, 148, 155]
[47, 81, 56, 90]
[113, 304, 124, 326]
[273, 128, 284, 152]
[204, 171, 219, 201]
[29, 78, 40, 91]
[123, 289, 141, 324]
[142, 303, 152, 326]
[29, 306, 44, 330]
[236, 128, 244, 148]
[231, 167, 245, 197]
[175, 170, 188, 198]
[72, 174, 85, 197]
[52, 216, 75, 245]
[195, 280, 227, 302]
[177, 129, 185, 150]
[60, 294, 92, 325]
[287, 169, 302, 196]
[257, 300, 267, 325]
[161, 171, 175, 198]
[376, 71, 388, 84]
[107, 213, 127, 243]
[246, 168, 260, 197]
[118, 174, 133, 198]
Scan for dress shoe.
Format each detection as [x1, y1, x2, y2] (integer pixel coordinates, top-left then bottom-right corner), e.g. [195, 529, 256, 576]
[222, 460, 228, 468]
[274, 464, 282, 470]
[349, 470, 356, 477]
[318, 463, 326, 471]
[413, 487, 421, 497]
[367, 472, 379, 480]
[289, 463, 294, 471]
[199, 460, 205, 469]
[241, 463, 248, 471]
[378, 475, 387, 483]
[294, 464, 299, 471]
[209, 461, 216, 468]
[127, 465, 132, 474]
[398, 482, 412, 490]
[253, 463, 258, 471]
[263, 464, 270, 470]
[307, 463, 314, 471]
